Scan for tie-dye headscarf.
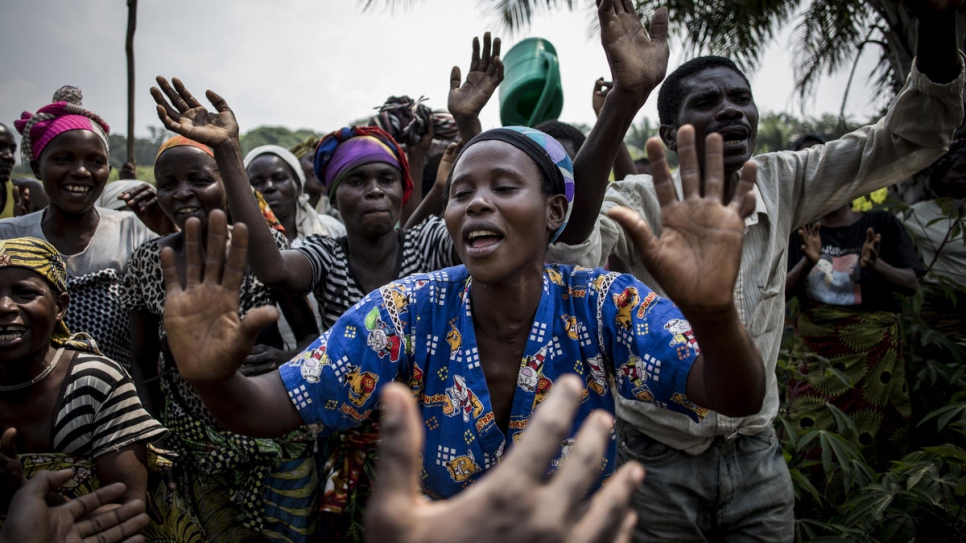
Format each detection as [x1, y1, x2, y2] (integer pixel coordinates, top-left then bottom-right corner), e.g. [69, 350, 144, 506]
[13, 86, 110, 165]
[313, 126, 413, 206]
[454, 126, 575, 243]
[0, 237, 99, 353]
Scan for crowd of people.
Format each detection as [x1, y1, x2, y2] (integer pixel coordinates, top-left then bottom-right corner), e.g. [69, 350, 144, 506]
[0, 0, 963, 542]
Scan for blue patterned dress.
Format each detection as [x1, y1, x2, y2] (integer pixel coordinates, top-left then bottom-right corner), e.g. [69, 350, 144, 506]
[280, 264, 707, 498]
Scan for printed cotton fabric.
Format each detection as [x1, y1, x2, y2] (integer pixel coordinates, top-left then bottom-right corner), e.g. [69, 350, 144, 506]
[280, 264, 704, 499]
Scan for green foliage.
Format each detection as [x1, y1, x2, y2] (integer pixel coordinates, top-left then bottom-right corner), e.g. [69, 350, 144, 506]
[754, 112, 865, 154]
[779, 268, 966, 541]
[107, 125, 170, 169]
[623, 116, 678, 168]
[239, 126, 320, 156]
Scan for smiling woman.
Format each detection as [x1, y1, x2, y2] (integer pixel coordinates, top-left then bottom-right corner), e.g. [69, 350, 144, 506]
[0, 237, 168, 538]
[147, 74, 463, 539]
[119, 134, 321, 542]
[0, 88, 157, 369]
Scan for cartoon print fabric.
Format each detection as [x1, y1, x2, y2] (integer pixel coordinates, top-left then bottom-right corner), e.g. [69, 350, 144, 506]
[279, 264, 703, 499]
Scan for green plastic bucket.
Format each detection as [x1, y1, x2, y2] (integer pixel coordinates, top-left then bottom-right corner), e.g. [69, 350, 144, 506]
[499, 37, 564, 127]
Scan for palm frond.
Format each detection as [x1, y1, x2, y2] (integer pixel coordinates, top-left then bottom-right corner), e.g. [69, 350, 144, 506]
[635, 0, 800, 72]
[791, 0, 872, 102]
[481, 0, 576, 32]
[359, 0, 419, 11]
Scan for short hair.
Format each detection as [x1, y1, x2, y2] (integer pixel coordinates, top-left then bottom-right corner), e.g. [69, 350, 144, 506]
[791, 133, 827, 151]
[534, 120, 586, 158]
[657, 56, 751, 127]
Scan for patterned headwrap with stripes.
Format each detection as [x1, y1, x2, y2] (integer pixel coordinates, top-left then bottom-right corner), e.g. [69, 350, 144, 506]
[369, 95, 459, 145]
[0, 237, 100, 353]
[290, 136, 320, 160]
[314, 126, 413, 206]
[454, 126, 575, 243]
[13, 86, 110, 165]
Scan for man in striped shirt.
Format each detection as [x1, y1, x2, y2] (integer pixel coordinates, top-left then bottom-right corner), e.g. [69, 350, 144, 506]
[549, 1, 965, 540]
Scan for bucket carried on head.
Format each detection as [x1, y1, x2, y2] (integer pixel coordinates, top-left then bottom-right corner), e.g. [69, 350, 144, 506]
[499, 38, 564, 128]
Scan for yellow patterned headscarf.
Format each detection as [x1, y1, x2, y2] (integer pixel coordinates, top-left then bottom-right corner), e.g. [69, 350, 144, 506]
[0, 237, 99, 353]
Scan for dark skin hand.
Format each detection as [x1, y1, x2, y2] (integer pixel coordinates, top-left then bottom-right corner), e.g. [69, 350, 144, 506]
[906, 0, 965, 84]
[608, 126, 764, 416]
[160, 211, 301, 437]
[365, 377, 641, 543]
[860, 227, 919, 294]
[800, 222, 822, 265]
[0, 469, 149, 543]
[559, 0, 669, 244]
[400, 122, 435, 226]
[10, 180, 48, 216]
[150, 77, 317, 294]
[0, 429, 27, 513]
[404, 140, 463, 230]
[159, 214, 280, 383]
[785, 222, 822, 298]
[118, 183, 178, 235]
[14, 187, 30, 217]
[860, 227, 881, 269]
[449, 32, 504, 143]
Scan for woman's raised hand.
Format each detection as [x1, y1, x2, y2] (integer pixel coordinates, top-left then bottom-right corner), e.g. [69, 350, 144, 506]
[151, 77, 239, 148]
[448, 32, 504, 124]
[161, 211, 279, 387]
[608, 125, 756, 316]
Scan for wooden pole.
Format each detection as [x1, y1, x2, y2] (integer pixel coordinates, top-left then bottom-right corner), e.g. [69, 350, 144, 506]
[125, 0, 138, 164]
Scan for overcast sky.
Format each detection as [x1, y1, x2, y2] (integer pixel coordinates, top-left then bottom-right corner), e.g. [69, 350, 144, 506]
[0, 0, 885, 163]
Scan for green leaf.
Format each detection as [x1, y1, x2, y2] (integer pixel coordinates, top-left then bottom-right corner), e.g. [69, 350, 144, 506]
[790, 467, 823, 504]
[827, 402, 859, 435]
[924, 444, 966, 464]
[904, 463, 933, 490]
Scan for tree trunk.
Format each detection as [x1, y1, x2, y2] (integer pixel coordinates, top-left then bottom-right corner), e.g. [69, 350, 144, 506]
[125, 0, 138, 164]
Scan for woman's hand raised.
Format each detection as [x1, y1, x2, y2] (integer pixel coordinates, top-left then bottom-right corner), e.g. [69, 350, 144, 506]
[161, 210, 279, 387]
[151, 77, 239, 149]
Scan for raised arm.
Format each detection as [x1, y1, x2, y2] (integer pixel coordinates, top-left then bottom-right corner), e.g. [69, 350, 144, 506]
[400, 123, 435, 227]
[592, 78, 638, 181]
[160, 210, 302, 438]
[911, 0, 964, 84]
[558, 0, 669, 244]
[151, 77, 315, 293]
[404, 140, 463, 230]
[608, 126, 764, 417]
[448, 32, 504, 143]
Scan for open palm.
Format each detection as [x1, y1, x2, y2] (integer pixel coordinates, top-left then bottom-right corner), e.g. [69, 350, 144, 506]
[598, 0, 668, 98]
[449, 32, 504, 121]
[161, 211, 278, 386]
[151, 76, 238, 148]
[608, 126, 757, 314]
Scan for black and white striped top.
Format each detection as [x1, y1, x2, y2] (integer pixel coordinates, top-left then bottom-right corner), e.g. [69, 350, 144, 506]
[53, 352, 167, 458]
[296, 215, 457, 329]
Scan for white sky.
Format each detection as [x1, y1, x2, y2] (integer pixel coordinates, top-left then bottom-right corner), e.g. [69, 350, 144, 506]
[0, 0, 884, 162]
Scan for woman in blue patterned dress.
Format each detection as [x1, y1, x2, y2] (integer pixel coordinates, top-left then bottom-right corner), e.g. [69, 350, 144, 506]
[150, 69, 766, 507]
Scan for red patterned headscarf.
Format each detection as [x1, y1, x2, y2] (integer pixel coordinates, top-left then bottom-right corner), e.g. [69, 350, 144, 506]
[313, 126, 413, 206]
